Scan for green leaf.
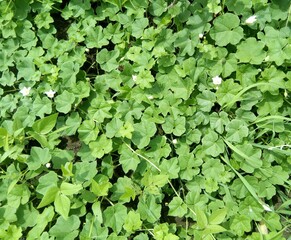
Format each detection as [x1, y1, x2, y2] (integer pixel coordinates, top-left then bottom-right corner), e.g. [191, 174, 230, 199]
[96, 49, 119, 72]
[196, 208, 208, 229]
[55, 90, 75, 114]
[1, 70, 16, 86]
[103, 204, 127, 234]
[210, 13, 244, 46]
[60, 182, 82, 196]
[162, 115, 186, 136]
[32, 95, 52, 118]
[78, 120, 99, 144]
[149, 0, 167, 16]
[0, 127, 9, 150]
[61, 162, 74, 178]
[146, 135, 171, 160]
[168, 197, 187, 218]
[27, 206, 54, 239]
[92, 201, 103, 223]
[225, 0, 252, 14]
[105, 0, 128, 9]
[201, 131, 225, 157]
[132, 121, 156, 149]
[32, 113, 58, 134]
[110, 176, 139, 203]
[203, 224, 226, 235]
[119, 121, 134, 139]
[49, 215, 80, 239]
[16, 57, 35, 80]
[136, 70, 155, 89]
[105, 118, 123, 138]
[89, 135, 113, 158]
[227, 141, 262, 173]
[257, 92, 284, 116]
[230, 215, 251, 236]
[59, 61, 79, 87]
[202, 158, 225, 181]
[160, 157, 180, 179]
[208, 208, 227, 225]
[27, 147, 51, 170]
[36, 171, 59, 195]
[119, 144, 140, 173]
[221, 156, 266, 209]
[225, 119, 249, 143]
[37, 186, 59, 208]
[74, 161, 97, 183]
[264, 212, 282, 231]
[54, 192, 70, 220]
[91, 175, 112, 197]
[132, 18, 149, 38]
[34, 12, 53, 29]
[235, 38, 266, 64]
[197, 90, 216, 112]
[123, 211, 142, 233]
[137, 195, 161, 223]
[259, 66, 286, 94]
[85, 26, 109, 48]
[174, 29, 197, 56]
[0, 225, 22, 240]
[88, 97, 112, 123]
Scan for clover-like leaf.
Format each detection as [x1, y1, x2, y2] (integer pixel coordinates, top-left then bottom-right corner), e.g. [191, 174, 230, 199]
[201, 131, 225, 157]
[230, 215, 252, 236]
[137, 195, 161, 223]
[197, 90, 216, 112]
[89, 135, 113, 159]
[162, 115, 186, 136]
[131, 18, 149, 38]
[123, 211, 142, 233]
[225, 119, 249, 143]
[85, 25, 109, 48]
[49, 215, 80, 239]
[210, 13, 244, 46]
[103, 204, 127, 234]
[27, 147, 51, 170]
[168, 197, 187, 218]
[55, 90, 75, 114]
[235, 38, 266, 64]
[96, 48, 119, 72]
[230, 142, 262, 173]
[119, 144, 140, 173]
[78, 120, 99, 144]
[132, 121, 156, 149]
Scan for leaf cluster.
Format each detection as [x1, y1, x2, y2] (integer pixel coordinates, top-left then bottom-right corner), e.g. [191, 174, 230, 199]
[0, 0, 290, 239]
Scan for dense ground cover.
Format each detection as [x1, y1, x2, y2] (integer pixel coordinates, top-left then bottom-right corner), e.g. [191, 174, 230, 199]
[0, 0, 290, 239]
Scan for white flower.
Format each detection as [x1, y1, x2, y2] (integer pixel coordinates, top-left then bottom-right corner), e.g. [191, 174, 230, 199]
[172, 139, 178, 144]
[147, 95, 154, 100]
[262, 203, 272, 212]
[46, 162, 51, 168]
[132, 75, 137, 82]
[44, 89, 56, 98]
[212, 76, 222, 85]
[199, 33, 204, 39]
[245, 15, 257, 24]
[20, 87, 31, 96]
